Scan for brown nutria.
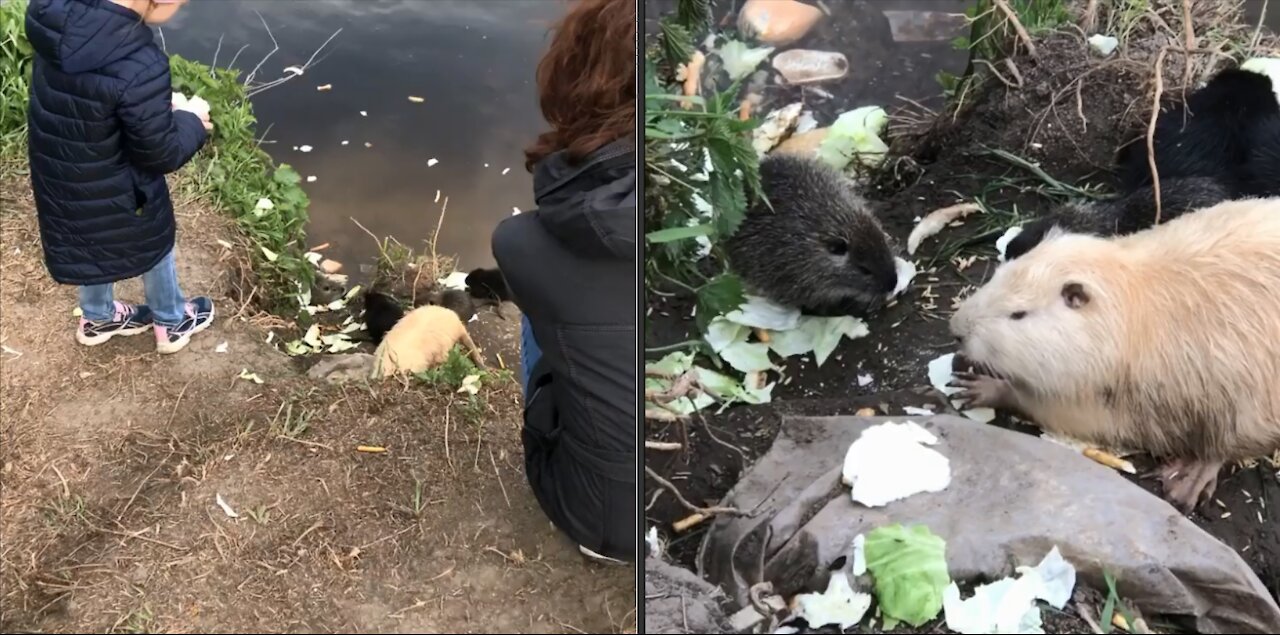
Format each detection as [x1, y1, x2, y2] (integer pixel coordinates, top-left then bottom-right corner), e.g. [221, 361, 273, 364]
[948, 197, 1280, 513]
[726, 154, 899, 317]
[371, 305, 486, 378]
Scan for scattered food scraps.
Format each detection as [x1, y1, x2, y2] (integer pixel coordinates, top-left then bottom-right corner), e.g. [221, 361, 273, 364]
[1082, 447, 1137, 474]
[817, 105, 889, 169]
[752, 102, 804, 156]
[238, 369, 264, 384]
[903, 406, 935, 417]
[857, 374, 873, 387]
[501, 167, 511, 175]
[512, 207, 522, 215]
[865, 525, 951, 627]
[299, 145, 313, 153]
[943, 546, 1076, 634]
[255, 197, 274, 211]
[216, 239, 234, 250]
[457, 374, 481, 396]
[908, 203, 983, 255]
[260, 246, 280, 262]
[790, 573, 872, 631]
[891, 257, 917, 297]
[215, 341, 228, 353]
[715, 39, 775, 81]
[408, 95, 425, 103]
[341, 140, 349, 145]
[738, 0, 824, 46]
[772, 49, 849, 85]
[283, 65, 304, 76]
[927, 353, 996, 423]
[842, 420, 951, 507]
[1088, 34, 1119, 57]
[1, 344, 21, 357]
[427, 158, 439, 167]
[306, 175, 317, 183]
[364, 142, 373, 148]
[215, 493, 239, 518]
[357, 445, 386, 453]
[359, 110, 368, 116]
[317, 83, 332, 91]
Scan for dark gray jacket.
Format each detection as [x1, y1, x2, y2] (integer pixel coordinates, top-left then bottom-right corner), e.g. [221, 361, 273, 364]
[491, 140, 636, 560]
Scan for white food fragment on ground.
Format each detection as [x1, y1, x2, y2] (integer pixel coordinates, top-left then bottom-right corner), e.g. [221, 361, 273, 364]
[791, 573, 872, 630]
[427, 158, 439, 167]
[502, 167, 511, 175]
[752, 102, 804, 156]
[903, 406, 935, 416]
[299, 145, 313, 153]
[215, 493, 239, 518]
[341, 140, 349, 145]
[841, 420, 951, 507]
[908, 203, 982, 255]
[715, 39, 776, 81]
[359, 110, 368, 116]
[943, 546, 1076, 634]
[858, 374, 873, 387]
[283, 65, 304, 76]
[215, 341, 228, 354]
[306, 175, 317, 183]
[1087, 34, 1119, 57]
[996, 226, 1023, 262]
[818, 106, 888, 169]
[851, 534, 867, 576]
[512, 207, 522, 215]
[892, 257, 917, 297]
[439, 271, 469, 290]
[928, 353, 996, 423]
[725, 295, 801, 331]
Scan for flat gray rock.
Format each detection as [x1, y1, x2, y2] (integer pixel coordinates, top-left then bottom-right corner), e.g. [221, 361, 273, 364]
[645, 557, 733, 634]
[699, 415, 1280, 634]
[306, 353, 376, 384]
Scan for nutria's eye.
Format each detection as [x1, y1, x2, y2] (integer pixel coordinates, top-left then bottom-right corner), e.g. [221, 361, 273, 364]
[826, 239, 849, 256]
[1010, 311, 1027, 320]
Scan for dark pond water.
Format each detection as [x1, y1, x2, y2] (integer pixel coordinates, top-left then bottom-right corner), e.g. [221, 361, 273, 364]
[163, 0, 1279, 275]
[162, 0, 566, 274]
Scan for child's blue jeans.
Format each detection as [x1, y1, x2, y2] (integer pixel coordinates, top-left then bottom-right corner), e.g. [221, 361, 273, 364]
[520, 315, 542, 398]
[79, 248, 187, 325]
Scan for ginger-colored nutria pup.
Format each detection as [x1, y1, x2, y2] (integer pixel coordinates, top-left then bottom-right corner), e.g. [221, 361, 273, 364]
[948, 197, 1280, 513]
[371, 305, 486, 378]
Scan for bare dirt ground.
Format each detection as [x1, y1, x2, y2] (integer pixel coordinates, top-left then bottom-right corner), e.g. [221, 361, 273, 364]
[0, 177, 635, 633]
[645, 21, 1280, 629]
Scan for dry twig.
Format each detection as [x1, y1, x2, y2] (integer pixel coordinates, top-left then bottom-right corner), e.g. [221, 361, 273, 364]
[993, 0, 1038, 57]
[1147, 47, 1169, 223]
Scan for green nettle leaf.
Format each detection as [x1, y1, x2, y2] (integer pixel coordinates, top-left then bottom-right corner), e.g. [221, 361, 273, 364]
[647, 224, 714, 244]
[659, 19, 695, 70]
[697, 273, 746, 328]
[675, 0, 712, 32]
[709, 170, 747, 238]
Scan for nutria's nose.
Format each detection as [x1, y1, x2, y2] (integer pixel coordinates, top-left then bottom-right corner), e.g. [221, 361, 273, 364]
[954, 335, 964, 346]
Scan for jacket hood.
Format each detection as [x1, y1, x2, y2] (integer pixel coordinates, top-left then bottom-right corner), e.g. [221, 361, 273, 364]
[531, 139, 636, 260]
[26, 0, 154, 74]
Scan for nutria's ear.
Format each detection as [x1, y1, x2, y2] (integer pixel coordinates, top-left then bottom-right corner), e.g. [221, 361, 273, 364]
[1062, 282, 1090, 309]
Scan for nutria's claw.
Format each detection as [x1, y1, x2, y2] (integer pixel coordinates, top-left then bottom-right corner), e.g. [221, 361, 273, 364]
[1159, 458, 1223, 514]
[946, 372, 1008, 410]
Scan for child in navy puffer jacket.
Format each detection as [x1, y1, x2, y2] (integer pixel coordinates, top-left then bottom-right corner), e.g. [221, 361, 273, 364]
[26, 0, 214, 354]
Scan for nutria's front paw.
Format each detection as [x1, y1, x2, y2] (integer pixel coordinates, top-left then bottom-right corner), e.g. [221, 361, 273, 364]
[947, 371, 1011, 410]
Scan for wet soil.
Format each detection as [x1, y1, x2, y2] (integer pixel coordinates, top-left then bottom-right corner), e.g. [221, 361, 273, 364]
[644, 32, 1280, 614]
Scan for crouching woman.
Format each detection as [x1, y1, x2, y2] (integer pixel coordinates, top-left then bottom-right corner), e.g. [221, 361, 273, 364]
[490, 0, 636, 564]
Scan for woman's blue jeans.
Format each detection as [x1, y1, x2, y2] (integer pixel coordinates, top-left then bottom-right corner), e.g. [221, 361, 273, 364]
[519, 315, 542, 398]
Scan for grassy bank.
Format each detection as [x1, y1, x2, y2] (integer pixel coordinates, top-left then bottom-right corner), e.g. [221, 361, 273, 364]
[0, 0, 312, 313]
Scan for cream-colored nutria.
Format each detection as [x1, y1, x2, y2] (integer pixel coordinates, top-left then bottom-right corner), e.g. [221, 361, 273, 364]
[371, 305, 486, 378]
[948, 197, 1280, 513]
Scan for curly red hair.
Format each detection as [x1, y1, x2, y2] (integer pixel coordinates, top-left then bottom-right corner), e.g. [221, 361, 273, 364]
[524, 0, 636, 171]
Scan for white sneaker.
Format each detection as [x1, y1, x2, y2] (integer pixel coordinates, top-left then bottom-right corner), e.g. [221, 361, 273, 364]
[579, 544, 627, 565]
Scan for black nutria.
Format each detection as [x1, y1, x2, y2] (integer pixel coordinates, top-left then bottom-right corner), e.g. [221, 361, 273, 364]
[362, 290, 405, 345]
[1006, 65, 1280, 260]
[725, 154, 898, 316]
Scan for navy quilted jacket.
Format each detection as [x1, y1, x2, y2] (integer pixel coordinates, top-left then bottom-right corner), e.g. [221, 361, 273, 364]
[26, 0, 207, 285]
